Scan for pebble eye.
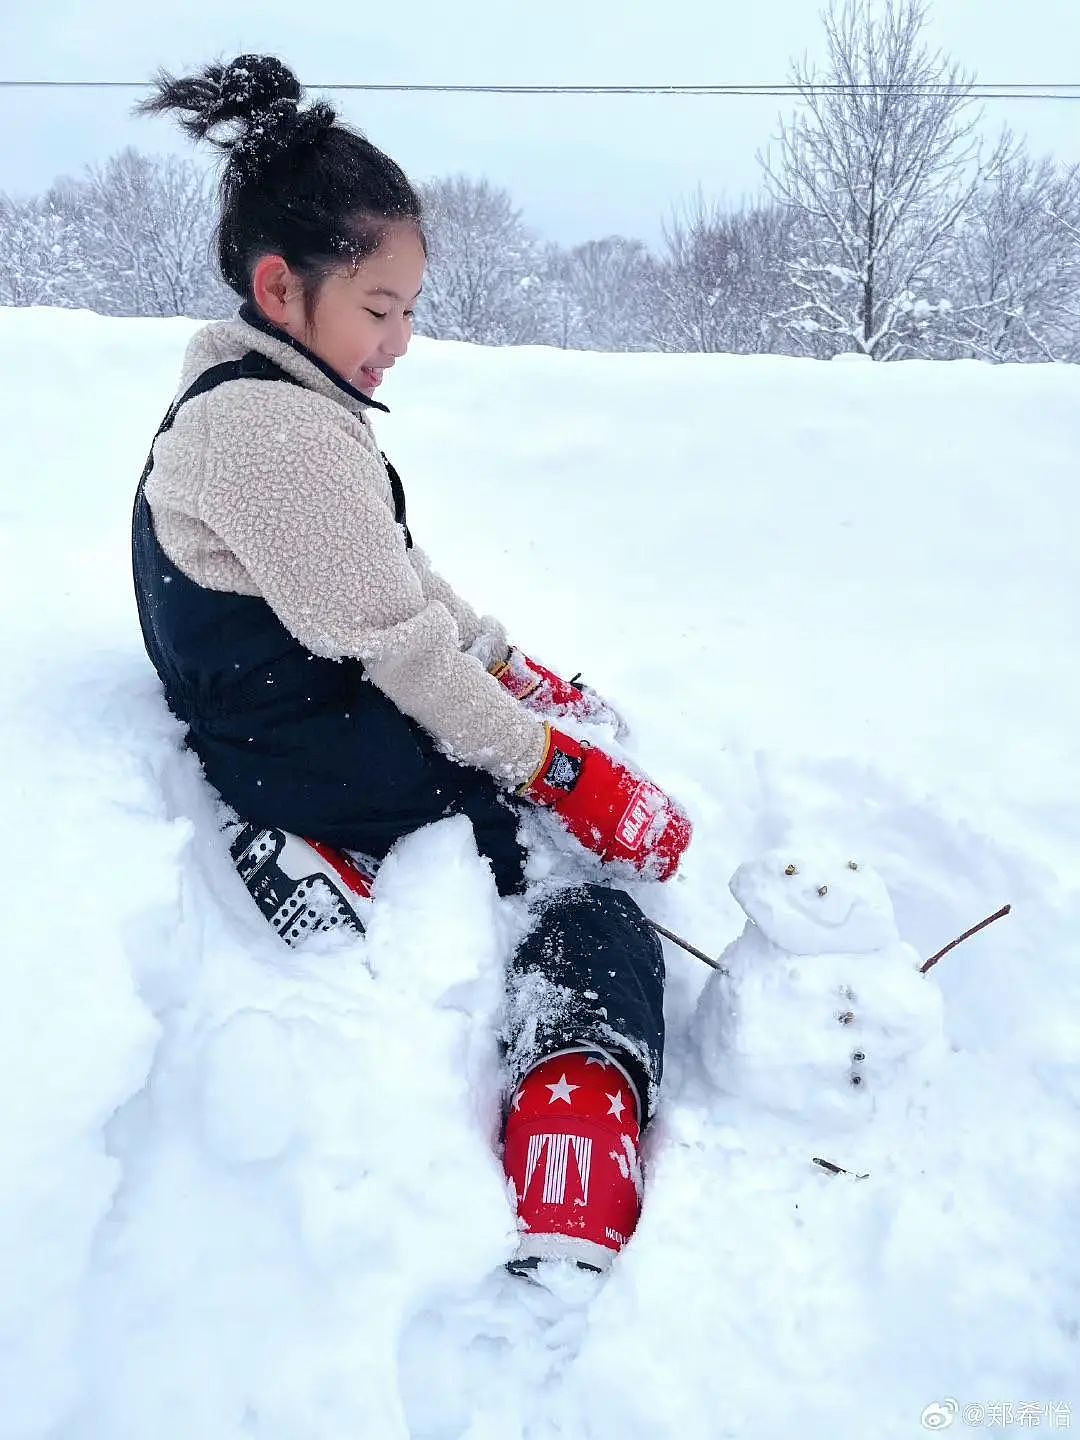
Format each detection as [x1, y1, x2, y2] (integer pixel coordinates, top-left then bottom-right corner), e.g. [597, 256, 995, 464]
[785, 863, 798, 876]
[818, 885, 828, 897]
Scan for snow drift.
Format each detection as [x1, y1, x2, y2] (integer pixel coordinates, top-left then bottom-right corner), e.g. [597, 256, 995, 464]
[0, 306, 1077, 1439]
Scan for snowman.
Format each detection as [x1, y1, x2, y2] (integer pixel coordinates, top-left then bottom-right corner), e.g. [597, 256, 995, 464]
[693, 846, 946, 1131]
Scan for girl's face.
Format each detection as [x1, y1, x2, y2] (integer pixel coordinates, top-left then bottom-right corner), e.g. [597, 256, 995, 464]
[268, 223, 426, 396]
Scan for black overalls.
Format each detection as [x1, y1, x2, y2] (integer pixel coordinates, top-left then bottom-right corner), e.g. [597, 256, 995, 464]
[131, 333, 665, 1112]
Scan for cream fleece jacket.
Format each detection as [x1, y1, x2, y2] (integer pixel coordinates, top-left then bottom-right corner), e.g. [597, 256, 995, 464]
[145, 312, 548, 788]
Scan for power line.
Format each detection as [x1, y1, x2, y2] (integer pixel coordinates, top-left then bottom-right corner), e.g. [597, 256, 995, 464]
[3, 78, 1080, 102]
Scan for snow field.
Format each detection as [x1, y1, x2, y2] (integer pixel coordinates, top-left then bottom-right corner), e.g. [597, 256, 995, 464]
[0, 306, 1077, 1438]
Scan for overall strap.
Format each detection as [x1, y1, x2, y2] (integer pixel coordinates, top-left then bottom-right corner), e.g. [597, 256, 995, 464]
[132, 351, 304, 617]
[152, 350, 300, 447]
[134, 348, 410, 548]
[382, 454, 413, 549]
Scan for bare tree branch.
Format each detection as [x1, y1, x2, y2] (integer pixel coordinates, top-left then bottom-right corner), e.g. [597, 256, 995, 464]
[760, 0, 998, 359]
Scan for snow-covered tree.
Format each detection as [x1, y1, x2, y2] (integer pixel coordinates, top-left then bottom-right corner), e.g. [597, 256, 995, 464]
[561, 236, 656, 351]
[536, 243, 585, 350]
[762, 0, 1004, 359]
[417, 176, 546, 345]
[717, 205, 803, 354]
[648, 194, 733, 353]
[647, 197, 796, 354]
[66, 148, 231, 318]
[0, 195, 86, 307]
[944, 145, 1080, 361]
[514, 235, 656, 352]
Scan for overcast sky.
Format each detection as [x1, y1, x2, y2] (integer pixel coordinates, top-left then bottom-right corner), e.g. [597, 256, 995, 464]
[7, 0, 1080, 245]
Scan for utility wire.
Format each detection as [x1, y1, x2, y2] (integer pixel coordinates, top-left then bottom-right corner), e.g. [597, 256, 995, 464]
[3, 79, 1080, 101]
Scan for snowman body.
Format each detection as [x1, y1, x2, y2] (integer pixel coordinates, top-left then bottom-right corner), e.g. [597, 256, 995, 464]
[693, 848, 945, 1129]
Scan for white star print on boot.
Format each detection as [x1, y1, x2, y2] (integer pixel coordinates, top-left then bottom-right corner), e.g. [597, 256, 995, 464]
[502, 1046, 644, 1274]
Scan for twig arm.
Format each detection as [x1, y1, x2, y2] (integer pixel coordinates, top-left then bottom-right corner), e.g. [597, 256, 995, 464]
[646, 901, 1012, 980]
[646, 919, 727, 973]
[920, 904, 1012, 974]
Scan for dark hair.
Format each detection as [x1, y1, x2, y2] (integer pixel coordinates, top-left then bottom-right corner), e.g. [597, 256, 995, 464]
[135, 54, 425, 321]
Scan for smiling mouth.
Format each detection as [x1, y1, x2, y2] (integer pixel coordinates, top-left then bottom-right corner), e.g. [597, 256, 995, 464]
[359, 363, 392, 389]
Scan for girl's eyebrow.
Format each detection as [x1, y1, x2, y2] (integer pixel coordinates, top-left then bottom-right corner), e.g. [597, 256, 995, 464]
[365, 285, 424, 301]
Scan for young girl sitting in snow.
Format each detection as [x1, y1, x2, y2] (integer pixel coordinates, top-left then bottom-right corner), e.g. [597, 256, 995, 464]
[132, 54, 691, 1274]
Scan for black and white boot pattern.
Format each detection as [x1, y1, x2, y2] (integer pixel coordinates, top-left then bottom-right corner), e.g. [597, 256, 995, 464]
[222, 816, 379, 947]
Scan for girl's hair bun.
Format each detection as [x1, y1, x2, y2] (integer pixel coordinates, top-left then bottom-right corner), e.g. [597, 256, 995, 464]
[213, 55, 301, 125]
[136, 50, 423, 309]
[135, 53, 337, 171]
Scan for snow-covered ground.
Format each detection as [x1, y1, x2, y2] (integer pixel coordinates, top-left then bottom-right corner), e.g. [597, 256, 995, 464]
[1, 305, 1077, 1439]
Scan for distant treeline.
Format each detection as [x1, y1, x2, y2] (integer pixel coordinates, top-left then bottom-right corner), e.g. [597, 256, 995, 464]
[4, 1, 1079, 362]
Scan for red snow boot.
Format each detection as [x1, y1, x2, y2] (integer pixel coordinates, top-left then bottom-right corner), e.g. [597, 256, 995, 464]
[503, 1047, 644, 1274]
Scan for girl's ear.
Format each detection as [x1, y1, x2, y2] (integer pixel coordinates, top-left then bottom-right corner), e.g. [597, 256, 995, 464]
[250, 254, 300, 327]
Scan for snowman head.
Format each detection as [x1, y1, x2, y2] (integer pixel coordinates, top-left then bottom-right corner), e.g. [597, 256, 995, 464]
[730, 847, 900, 957]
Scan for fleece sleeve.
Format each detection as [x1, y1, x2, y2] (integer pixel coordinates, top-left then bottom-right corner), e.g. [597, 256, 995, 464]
[193, 383, 546, 788]
[407, 546, 510, 668]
